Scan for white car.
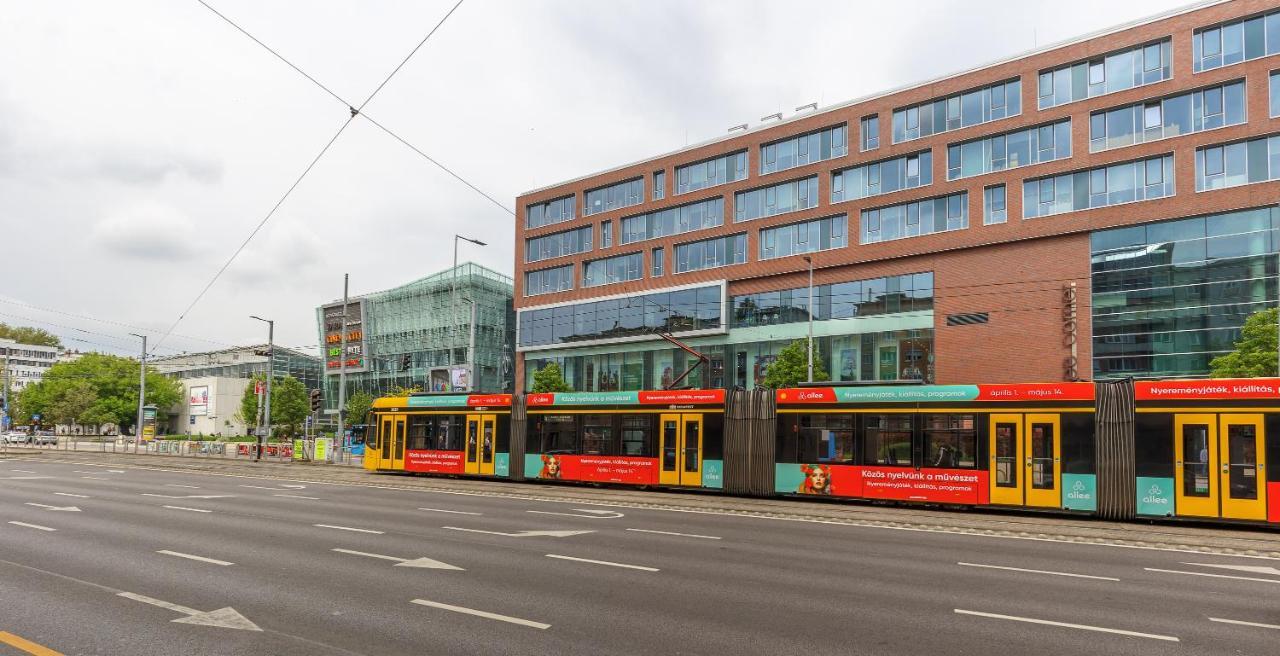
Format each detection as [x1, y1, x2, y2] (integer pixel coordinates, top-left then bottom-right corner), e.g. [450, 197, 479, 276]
[3, 431, 31, 444]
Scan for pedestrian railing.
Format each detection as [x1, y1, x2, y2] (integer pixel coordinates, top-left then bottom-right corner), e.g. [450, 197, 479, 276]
[3, 436, 363, 467]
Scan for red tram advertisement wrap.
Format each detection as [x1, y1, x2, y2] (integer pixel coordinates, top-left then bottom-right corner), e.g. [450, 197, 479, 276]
[404, 450, 465, 474]
[530, 454, 657, 484]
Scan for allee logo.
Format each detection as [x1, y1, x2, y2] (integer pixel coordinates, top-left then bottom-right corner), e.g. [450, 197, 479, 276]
[1142, 484, 1169, 505]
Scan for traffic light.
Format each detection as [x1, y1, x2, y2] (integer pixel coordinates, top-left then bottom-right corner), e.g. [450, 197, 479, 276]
[401, 353, 411, 371]
[309, 388, 322, 412]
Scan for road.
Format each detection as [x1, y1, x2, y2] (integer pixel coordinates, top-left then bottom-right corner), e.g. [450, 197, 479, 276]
[0, 457, 1277, 655]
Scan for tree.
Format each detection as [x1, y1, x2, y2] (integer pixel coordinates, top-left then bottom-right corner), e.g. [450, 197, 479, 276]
[48, 380, 98, 426]
[530, 362, 572, 393]
[0, 323, 61, 348]
[15, 353, 180, 431]
[345, 390, 374, 426]
[762, 339, 830, 389]
[388, 384, 422, 397]
[1210, 308, 1278, 378]
[240, 374, 309, 438]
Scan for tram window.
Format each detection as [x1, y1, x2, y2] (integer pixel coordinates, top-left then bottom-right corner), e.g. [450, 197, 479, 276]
[539, 415, 577, 454]
[1226, 424, 1258, 500]
[582, 416, 616, 455]
[367, 420, 379, 450]
[994, 423, 1017, 488]
[864, 414, 913, 466]
[1182, 424, 1211, 497]
[621, 415, 653, 456]
[1029, 423, 1055, 489]
[923, 414, 976, 469]
[436, 417, 463, 451]
[406, 415, 431, 451]
[662, 419, 678, 471]
[799, 414, 853, 463]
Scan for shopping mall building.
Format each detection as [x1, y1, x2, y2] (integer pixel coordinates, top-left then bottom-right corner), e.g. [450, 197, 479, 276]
[513, 0, 1280, 392]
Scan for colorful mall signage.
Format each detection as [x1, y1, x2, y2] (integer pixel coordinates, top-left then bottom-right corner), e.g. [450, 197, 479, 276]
[526, 389, 726, 407]
[1135, 379, 1280, 401]
[405, 394, 512, 408]
[776, 383, 1095, 404]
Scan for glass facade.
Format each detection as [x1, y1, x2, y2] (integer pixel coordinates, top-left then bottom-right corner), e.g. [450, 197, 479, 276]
[947, 119, 1071, 180]
[760, 124, 847, 175]
[831, 151, 931, 203]
[732, 272, 932, 327]
[525, 265, 574, 297]
[860, 115, 879, 151]
[620, 197, 723, 244]
[584, 178, 644, 216]
[525, 195, 575, 229]
[582, 252, 643, 288]
[518, 284, 724, 349]
[892, 78, 1021, 143]
[1023, 154, 1174, 219]
[984, 185, 1007, 225]
[861, 192, 968, 244]
[525, 225, 592, 263]
[1193, 10, 1280, 72]
[1038, 39, 1172, 109]
[1089, 81, 1246, 152]
[734, 176, 819, 222]
[674, 233, 747, 273]
[1091, 206, 1280, 378]
[759, 215, 847, 260]
[676, 151, 747, 194]
[1195, 135, 1280, 192]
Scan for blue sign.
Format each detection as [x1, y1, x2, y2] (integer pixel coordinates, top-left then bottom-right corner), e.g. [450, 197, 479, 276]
[702, 460, 723, 489]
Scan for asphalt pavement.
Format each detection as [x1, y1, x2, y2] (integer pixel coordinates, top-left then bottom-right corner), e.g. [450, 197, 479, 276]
[0, 455, 1277, 655]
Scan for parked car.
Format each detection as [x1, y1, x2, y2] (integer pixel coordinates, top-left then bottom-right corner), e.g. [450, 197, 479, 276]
[33, 433, 57, 446]
[3, 431, 31, 445]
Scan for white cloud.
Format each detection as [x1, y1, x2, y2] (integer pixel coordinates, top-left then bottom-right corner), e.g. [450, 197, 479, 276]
[91, 201, 203, 261]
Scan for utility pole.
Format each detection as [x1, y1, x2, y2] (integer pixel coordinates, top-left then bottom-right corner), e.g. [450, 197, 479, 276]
[337, 273, 348, 464]
[129, 333, 147, 452]
[803, 256, 815, 383]
[250, 316, 273, 461]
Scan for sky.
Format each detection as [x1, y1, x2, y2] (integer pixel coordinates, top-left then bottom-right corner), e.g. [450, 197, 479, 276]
[0, 0, 1194, 359]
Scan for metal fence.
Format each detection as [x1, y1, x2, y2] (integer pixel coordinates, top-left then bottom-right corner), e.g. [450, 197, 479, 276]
[1, 436, 363, 466]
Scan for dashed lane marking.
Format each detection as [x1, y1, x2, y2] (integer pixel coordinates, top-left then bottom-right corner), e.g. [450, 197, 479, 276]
[314, 524, 383, 535]
[625, 528, 720, 540]
[1208, 617, 1280, 631]
[418, 507, 482, 516]
[162, 506, 212, 513]
[410, 599, 549, 630]
[7, 521, 55, 532]
[957, 562, 1119, 581]
[156, 550, 234, 566]
[544, 554, 659, 572]
[954, 609, 1179, 642]
[1145, 568, 1280, 585]
[52, 493, 89, 499]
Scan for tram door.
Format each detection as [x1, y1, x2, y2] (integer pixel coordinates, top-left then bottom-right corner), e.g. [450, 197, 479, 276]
[464, 414, 497, 475]
[364, 416, 383, 470]
[1175, 414, 1267, 520]
[380, 413, 406, 470]
[989, 414, 1062, 508]
[659, 413, 703, 487]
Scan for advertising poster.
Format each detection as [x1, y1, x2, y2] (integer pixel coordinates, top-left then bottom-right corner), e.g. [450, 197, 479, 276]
[775, 463, 987, 504]
[449, 366, 470, 391]
[404, 450, 466, 474]
[1061, 473, 1097, 511]
[188, 386, 209, 416]
[1136, 476, 1175, 516]
[523, 453, 657, 484]
[702, 460, 724, 489]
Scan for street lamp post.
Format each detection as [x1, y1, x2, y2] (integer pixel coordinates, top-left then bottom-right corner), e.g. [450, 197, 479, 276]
[250, 316, 273, 462]
[803, 256, 814, 383]
[453, 235, 486, 391]
[128, 333, 147, 452]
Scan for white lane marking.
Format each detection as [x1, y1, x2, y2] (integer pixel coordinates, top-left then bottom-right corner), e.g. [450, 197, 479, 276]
[239, 485, 292, 491]
[156, 550, 234, 566]
[141, 494, 232, 499]
[954, 609, 1179, 642]
[163, 506, 212, 513]
[7, 521, 55, 532]
[3, 476, 53, 480]
[117, 592, 260, 631]
[1145, 568, 1280, 584]
[419, 507, 482, 516]
[1182, 562, 1280, 577]
[24, 502, 80, 512]
[314, 524, 383, 534]
[10, 469, 36, 473]
[1208, 617, 1280, 630]
[545, 554, 659, 572]
[441, 526, 593, 538]
[527, 508, 624, 519]
[166, 484, 202, 489]
[107, 470, 125, 473]
[410, 599, 549, 630]
[957, 562, 1119, 581]
[53, 492, 90, 499]
[273, 494, 321, 500]
[330, 548, 463, 570]
[80, 476, 108, 480]
[625, 528, 721, 540]
[72, 471, 95, 473]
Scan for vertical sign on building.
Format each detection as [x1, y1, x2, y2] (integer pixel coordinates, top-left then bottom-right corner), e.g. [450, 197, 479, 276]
[323, 299, 368, 375]
[1062, 282, 1078, 381]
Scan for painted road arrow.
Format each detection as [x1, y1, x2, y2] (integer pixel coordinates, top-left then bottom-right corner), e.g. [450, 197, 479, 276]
[117, 592, 261, 631]
[24, 502, 80, 512]
[526, 508, 624, 519]
[1186, 562, 1280, 577]
[441, 526, 594, 538]
[331, 548, 463, 570]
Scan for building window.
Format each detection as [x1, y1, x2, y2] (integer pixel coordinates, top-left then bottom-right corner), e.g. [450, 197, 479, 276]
[946, 119, 1071, 180]
[584, 178, 644, 216]
[517, 283, 723, 348]
[525, 225, 592, 263]
[652, 247, 664, 277]
[731, 272, 933, 328]
[861, 192, 968, 244]
[653, 170, 666, 200]
[1038, 38, 1172, 109]
[676, 151, 747, 194]
[1195, 135, 1280, 192]
[1193, 10, 1280, 73]
[674, 233, 747, 273]
[759, 215, 848, 260]
[524, 265, 574, 297]
[601, 221, 613, 249]
[734, 176, 819, 222]
[832, 151, 931, 203]
[525, 195, 575, 229]
[892, 78, 1021, 143]
[621, 197, 723, 244]
[860, 115, 879, 151]
[582, 252, 643, 287]
[1089, 81, 1246, 152]
[1023, 154, 1174, 219]
[760, 124, 847, 175]
[983, 185, 1006, 225]
[1271, 71, 1280, 118]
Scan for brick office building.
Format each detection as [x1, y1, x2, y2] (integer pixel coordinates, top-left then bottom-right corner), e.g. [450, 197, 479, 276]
[513, 0, 1280, 392]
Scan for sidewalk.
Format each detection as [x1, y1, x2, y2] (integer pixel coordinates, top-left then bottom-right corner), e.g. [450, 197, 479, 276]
[10, 450, 1279, 559]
